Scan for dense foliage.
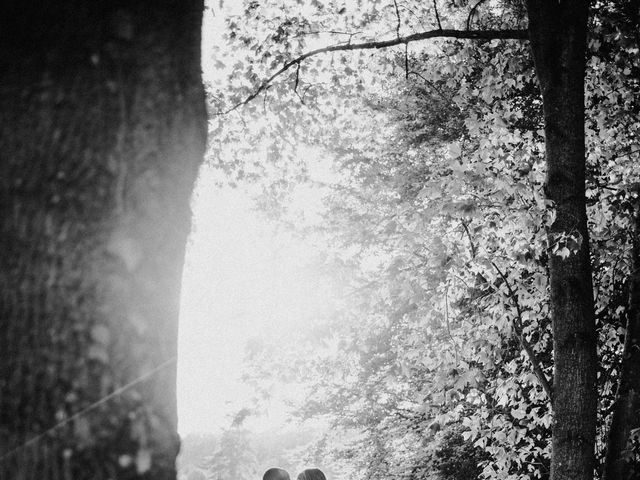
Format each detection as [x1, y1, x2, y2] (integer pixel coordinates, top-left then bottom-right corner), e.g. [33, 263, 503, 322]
[208, 1, 640, 479]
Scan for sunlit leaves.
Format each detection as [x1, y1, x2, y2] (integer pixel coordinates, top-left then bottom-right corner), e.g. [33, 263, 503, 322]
[210, 1, 640, 478]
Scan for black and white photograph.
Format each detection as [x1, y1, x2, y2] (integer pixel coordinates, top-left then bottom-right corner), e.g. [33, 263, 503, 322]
[1, 2, 638, 480]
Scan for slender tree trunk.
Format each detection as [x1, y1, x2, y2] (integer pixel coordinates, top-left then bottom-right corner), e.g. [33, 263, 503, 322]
[0, 2, 207, 479]
[603, 195, 640, 480]
[525, 2, 596, 480]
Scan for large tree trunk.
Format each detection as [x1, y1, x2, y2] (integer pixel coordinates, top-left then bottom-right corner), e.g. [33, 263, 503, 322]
[0, 2, 207, 479]
[525, 2, 596, 480]
[603, 195, 640, 480]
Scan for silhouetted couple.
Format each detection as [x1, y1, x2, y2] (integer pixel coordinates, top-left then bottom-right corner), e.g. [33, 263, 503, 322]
[263, 467, 326, 480]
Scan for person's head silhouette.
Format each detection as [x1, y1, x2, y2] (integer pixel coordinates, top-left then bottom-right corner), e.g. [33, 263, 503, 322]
[297, 468, 327, 480]
[263, 468, 291, 480]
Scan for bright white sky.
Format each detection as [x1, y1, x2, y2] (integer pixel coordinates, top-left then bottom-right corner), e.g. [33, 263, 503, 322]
[177, 169, 334, 435]
[177, 5, 338, 435]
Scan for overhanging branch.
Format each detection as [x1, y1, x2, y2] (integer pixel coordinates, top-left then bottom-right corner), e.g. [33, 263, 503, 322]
[217, 28, 528, 114]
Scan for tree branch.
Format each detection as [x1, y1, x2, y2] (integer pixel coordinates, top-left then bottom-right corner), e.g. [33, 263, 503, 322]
[391, 0, 410, 79]
[404, 44, 410, 79]
[460, 221, 477, 259]
[293, 63, 305, 104]
[294, 63, 300, 92]
[392, 0, 402, 37]
[491, 261, 554, 403]
[216, 28, 528, 114]
[292, 29, 362, 38]
[433, 0, 443, 30]
[467, 0, 489, 30]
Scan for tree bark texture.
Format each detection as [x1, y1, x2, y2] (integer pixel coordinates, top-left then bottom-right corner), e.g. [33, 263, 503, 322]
[525, 2, 596, 480]
[0, 2, 207, 479]
[603, 195, 640, 480]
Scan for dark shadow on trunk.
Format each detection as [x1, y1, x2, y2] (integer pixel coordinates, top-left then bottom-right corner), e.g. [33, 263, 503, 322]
[603, 190, 640, 480]
[0, 2, 207, 479]
[525, 2, 597, 480]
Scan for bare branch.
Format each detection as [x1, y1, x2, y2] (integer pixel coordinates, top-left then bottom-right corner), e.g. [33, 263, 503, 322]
[391, 0, 409, 79]
[491, 261, 554, 403]
[292, 29, 362, 38]
[404, 44, 410, 79]
[294, 63, 300, 92]
[460, 221, 477, 259]
[392, 0, 402, 37]
[293, 63, 305, 104]
[433, 0, 443, 30]
[216, 28, 528, 115]
[467, 0, 489, 30]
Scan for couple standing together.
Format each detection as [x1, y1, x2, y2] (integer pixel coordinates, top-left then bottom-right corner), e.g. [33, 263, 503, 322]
[263, 467, 326, 480]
